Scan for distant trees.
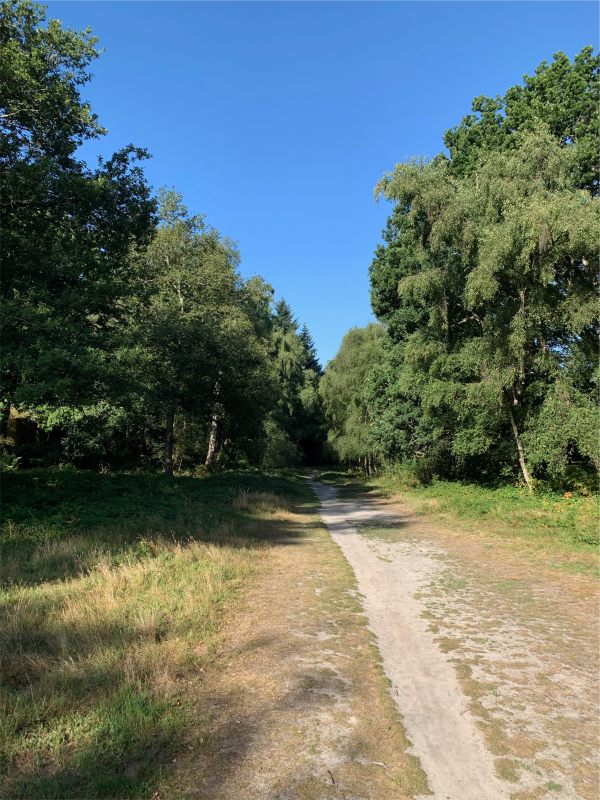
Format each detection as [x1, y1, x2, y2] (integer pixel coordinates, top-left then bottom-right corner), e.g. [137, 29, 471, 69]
[366, 47, 599, 489]
[320, 325, 384, 473]
[1, 1, 324, 473]
[265, 300, 326, 467]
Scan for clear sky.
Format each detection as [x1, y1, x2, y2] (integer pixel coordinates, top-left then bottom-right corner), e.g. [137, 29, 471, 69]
[47, 1, 597, 365]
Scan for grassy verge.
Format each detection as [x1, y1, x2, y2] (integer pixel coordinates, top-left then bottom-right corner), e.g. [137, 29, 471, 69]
[0, 468, 308, 799]
[318, 468, 599, 574]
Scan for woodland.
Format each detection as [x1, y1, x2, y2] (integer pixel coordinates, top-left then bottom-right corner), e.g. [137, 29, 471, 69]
[1, 5, 598, 797]
[1, 1, 598, 492]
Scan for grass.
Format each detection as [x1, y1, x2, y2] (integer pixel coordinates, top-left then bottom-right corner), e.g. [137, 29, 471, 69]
[318, 467, 599, 573]
[0, 467, 309, 799]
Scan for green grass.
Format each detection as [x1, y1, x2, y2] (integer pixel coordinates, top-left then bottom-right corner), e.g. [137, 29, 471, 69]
[319, 467, 599, 572]
[0, 467, 311, 798]
[355, 520, 410, 543]
[1, 468, 309, 585]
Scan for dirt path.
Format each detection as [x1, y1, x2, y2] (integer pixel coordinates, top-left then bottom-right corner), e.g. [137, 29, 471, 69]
[162, 491, 428, 799]
[309, 478, 599, 800]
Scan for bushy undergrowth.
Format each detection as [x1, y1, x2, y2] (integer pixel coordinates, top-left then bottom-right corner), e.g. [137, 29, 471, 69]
[0, 468, 310, 798]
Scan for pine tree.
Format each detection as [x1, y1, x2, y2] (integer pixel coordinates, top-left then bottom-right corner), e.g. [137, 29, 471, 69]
[299, 324, 322, 374]
[273, 299, 298, 334]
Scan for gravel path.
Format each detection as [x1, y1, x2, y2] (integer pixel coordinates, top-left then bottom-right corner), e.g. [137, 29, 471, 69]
[310, 478, 513, 800]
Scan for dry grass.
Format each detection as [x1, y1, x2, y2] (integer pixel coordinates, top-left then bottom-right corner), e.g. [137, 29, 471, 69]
[232, 488, 291, 513]
[1, 469, 427, 799]
[0, 469, 306, 798]
[0, 538, 259, 798]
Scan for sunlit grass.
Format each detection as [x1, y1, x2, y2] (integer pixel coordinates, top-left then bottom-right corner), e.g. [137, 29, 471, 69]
[0, 468, 309, 798]
[319, 467, 599, 573]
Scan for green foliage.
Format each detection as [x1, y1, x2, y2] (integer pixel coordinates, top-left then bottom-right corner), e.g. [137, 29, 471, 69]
[261, 418, 301, 469]
[267, 300, 326, 466]
[0, 0, 103, 161]
[320, 324, 384, 464]
[444, 46, 599, 191]
[1, 1, 156, 408]
[1, 3, 322, 474]
[378, 469, 599, 551]
[524, 381, 599, 487]
[369, 48, 599, 489]
[131, 189, 275, 470]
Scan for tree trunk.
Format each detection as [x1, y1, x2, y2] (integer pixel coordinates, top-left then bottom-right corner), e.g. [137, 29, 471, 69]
[204, 378, 222, 468]
[204, 415, 218, 468]
[1, 402, 12, 450]
[164, 408, 175, 476]
[508, 403, 533, 493]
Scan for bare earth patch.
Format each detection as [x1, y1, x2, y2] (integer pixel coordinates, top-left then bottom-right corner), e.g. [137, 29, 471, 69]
[160, 499, 428, 799]
[311, 479, 599, 800]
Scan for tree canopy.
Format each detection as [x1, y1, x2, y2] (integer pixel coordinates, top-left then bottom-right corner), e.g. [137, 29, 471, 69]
[2, 3, 596, 491]
[1, 1, 325, 473]
[367, 47, 599, 489]
[1, 0, 156, 413]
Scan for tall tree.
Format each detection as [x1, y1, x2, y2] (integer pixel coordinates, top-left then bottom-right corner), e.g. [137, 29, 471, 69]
[299, 324, 322, 374]
[135, 190, 272, 474]
[267, 303, 325, 464]
[0, 1, 155, 424]
[370, 48, 599, 489]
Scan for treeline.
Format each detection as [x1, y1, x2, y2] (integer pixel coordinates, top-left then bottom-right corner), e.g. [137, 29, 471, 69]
[322, 48, 599, 491]
[1, 1, 325, 473]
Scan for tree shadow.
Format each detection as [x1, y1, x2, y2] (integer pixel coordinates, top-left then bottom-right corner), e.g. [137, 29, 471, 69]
[167, 649, 358, 798]
[0, 468, 333, 798]
[1, 469, 313, 587]
[6, 681, 186, 799]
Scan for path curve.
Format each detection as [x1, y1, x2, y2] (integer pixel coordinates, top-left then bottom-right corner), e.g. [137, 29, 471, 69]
[310, 478, 510, 800]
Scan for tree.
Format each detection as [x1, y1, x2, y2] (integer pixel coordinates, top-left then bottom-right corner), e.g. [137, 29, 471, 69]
[135, 190, 272, 474]
[0, 2, 323, 474]
[444, 47, 599, 191]
[299, 324, 322, 374]
[320, 324, 384, 472]
[370, 48, 599, 489]
[1, 1, 155, 427]
[266, 303, 326, 465]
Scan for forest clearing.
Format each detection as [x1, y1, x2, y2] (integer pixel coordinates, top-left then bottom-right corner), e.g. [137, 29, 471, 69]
[1, 2, 598, 798]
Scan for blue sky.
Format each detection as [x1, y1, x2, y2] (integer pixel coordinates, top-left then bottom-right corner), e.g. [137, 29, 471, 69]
[48, 1, 597, 365]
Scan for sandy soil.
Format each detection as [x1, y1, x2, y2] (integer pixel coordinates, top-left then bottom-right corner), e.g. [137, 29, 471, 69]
[311, 479, 509, 800]
[309, 479, 599, 800]
[162, 498, 429, 799]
